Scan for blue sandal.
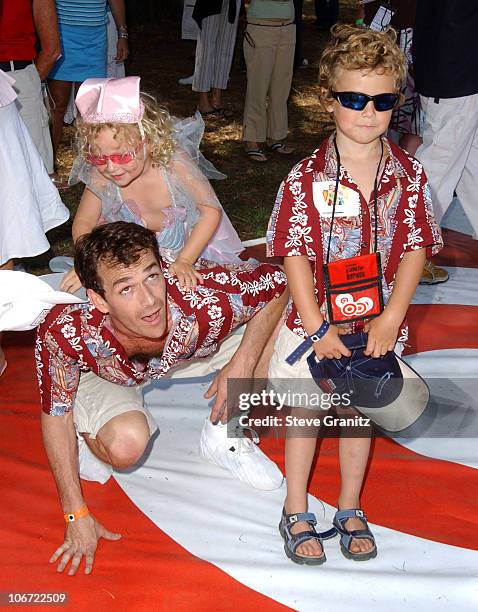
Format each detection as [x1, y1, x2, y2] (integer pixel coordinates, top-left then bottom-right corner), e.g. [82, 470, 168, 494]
[333, 508, 377, 561]
[279, 508, 337, 565]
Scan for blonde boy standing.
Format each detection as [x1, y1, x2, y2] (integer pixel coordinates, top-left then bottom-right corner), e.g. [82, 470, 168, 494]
[267, 26, 442, 565]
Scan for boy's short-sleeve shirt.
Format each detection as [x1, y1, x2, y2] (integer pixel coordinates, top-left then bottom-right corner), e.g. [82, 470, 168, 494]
[266, 135, 443, 341]
[36, 262, 287, 416]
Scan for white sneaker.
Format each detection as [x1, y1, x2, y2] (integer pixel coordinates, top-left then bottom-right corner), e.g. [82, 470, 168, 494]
[78, 435, 113, 484]
[199, 418, 284, 490]
[178, 74, 194, 85]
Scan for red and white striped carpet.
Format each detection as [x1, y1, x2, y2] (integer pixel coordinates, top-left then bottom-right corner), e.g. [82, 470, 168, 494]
[1, 226, 477, 611]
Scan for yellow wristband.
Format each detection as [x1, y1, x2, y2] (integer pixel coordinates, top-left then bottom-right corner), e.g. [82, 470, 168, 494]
[64, 505, 89, 523]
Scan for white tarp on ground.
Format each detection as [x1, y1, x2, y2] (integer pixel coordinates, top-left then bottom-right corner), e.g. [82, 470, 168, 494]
[114, 378, 478, 612]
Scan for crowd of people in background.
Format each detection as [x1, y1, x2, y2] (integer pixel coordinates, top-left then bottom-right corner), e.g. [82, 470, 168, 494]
[177, 0, 477, 280]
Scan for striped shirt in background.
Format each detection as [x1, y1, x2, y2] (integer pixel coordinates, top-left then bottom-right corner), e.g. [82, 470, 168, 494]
[56, 0, 108, 26]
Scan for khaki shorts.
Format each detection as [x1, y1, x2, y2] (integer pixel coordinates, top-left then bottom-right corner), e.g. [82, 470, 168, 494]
[73, 326, 245, 436]
[268, 324, 324, 409]
[74, 371, 157, 439]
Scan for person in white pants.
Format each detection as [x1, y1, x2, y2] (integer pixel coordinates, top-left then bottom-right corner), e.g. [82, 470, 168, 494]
[179, 0, 198, 85]
[0, 70, 69, 377]
[416, 95, 478, 240]
[192, 0, 241, 116]
[413, 0, 478, 284]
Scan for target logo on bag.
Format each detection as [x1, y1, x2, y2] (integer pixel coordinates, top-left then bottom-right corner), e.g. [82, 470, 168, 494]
[323, 253, 384, 324]
[335, 293, 374, 318]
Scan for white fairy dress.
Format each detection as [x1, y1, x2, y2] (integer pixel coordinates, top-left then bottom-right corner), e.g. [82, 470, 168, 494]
[0, 70, 69, 266]
[69, 112, 245, 266]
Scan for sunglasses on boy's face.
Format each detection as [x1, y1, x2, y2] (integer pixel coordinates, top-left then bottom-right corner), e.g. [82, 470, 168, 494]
[86, 140, 144, 166]
[331, 91, 399, 112]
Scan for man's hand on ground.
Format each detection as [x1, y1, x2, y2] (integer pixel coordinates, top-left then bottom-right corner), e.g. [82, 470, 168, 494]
[204, 359, 254, 424]
[49, 514, 121, 575]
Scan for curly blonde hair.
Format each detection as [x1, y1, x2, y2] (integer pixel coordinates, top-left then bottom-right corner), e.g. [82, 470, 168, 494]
[318, 25, 407, 111]
[75, 92, 176, 167]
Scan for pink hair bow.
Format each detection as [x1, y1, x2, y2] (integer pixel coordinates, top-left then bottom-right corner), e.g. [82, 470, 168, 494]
[75, 76, 144, 124]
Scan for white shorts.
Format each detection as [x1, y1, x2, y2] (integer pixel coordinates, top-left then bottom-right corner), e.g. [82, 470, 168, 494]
[0, 100, 68, 265]
[268, 324, 323, 409]
[268, 324, 405, 410]
[73, 371, 157, 439]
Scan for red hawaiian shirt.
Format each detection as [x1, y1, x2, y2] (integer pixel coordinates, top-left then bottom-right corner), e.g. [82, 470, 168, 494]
[36, 262, 287, 415]
[266, 135, 443, 340]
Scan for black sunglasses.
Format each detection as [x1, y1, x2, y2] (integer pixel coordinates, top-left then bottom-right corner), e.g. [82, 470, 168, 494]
[331, 91, 399, 112]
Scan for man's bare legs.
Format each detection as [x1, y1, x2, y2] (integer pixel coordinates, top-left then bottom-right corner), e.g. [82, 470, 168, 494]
[81, 410, 152, 469]
[0, 259, 13, 376]
[210, 87, 224, 110]
[47, 79, 81, 188]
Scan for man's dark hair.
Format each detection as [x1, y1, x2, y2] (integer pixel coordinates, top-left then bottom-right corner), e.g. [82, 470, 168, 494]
[74, 221, 161, 297]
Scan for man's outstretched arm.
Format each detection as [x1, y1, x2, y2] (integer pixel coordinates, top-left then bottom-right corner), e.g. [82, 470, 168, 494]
[41, 411, 120, 575]
[205, 286, 289, 423]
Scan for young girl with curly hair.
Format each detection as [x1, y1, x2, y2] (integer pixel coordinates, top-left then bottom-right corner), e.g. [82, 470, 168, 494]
[59, 76, 244, 293]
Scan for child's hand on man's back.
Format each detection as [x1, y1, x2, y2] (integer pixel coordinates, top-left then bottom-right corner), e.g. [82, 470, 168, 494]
[313, 325, 351, 361]
[169, 259, 204, 292]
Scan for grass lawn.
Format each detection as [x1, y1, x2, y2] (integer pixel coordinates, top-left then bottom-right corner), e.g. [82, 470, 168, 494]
[25, 0, 357, 273]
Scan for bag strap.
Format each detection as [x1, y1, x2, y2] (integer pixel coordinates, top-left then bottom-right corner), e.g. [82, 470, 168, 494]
[326, 137, 384, 264]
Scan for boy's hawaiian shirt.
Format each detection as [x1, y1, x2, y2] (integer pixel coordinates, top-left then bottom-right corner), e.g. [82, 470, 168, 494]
[267, 135, 443, 341]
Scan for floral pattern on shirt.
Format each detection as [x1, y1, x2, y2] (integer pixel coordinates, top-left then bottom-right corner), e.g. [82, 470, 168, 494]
[36, 262, 287, 415]
[267, 135, 443, 340]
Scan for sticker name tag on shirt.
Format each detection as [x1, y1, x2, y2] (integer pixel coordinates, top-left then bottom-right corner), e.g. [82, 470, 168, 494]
[312, 181, 360, 218]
